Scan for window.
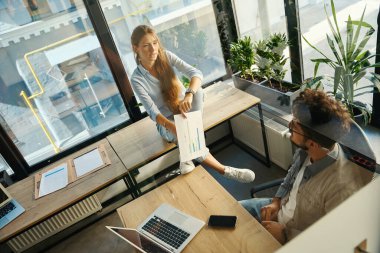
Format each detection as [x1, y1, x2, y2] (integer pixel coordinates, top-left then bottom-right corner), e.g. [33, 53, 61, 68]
[99, 0, 226, 84]
[231, 0, 291, 81]
[0, 0, 129, 166]
[0, 154, 13, 176]
[300, 0, 378, 105]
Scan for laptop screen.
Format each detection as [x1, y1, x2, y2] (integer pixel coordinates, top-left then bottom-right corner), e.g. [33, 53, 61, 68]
[0, 184, 11, 207]
[108, 227, 169, 253]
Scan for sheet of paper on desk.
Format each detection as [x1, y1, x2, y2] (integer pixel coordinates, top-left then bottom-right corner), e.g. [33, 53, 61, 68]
[174, 110, 207, 162]
[39, 163, 69, 198]
[73, 148, 104, 177]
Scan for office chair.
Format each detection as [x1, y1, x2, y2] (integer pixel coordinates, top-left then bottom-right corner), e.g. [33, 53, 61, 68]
[250, 119, 378, 197]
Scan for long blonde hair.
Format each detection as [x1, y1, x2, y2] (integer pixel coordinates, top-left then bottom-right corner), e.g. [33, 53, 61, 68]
[131, 25, 181, 114]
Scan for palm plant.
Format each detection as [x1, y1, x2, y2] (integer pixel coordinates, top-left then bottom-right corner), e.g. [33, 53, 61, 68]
[303, 0, 380, 124]
[228, 36, 255, 80]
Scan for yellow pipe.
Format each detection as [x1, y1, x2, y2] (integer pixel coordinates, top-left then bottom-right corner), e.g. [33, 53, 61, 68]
[23, 31, 93, 99]
[20, 91, 60, 153]
[20, 7, 149, 153]
[23, 7, 149, 99]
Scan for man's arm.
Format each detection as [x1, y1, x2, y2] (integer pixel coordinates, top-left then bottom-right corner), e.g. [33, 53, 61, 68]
[275, 149, 303, 199]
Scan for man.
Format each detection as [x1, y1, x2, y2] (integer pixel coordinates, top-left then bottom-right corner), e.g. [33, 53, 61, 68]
[240, 89, 373, 243]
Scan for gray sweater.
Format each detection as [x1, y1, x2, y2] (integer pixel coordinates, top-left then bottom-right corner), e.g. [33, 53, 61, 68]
[130, 51, 203, 122]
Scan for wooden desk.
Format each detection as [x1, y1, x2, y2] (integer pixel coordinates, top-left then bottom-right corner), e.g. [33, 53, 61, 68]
[107, 82, 267, 172]
[0, 140, 128, 243]
[117, 166, 281, 253]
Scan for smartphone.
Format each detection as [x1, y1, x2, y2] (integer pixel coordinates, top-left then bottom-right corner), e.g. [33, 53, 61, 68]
[208, 215, 237, 228]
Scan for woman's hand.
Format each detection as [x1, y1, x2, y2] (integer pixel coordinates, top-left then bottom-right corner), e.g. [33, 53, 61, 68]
[260, 197, 281, 221]
[179, 94, 193, 117]
[166, 121, 177, 136]
[262, 221, 286, 244]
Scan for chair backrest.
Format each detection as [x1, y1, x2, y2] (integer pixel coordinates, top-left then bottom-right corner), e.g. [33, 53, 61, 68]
[339, 120, 378, 175]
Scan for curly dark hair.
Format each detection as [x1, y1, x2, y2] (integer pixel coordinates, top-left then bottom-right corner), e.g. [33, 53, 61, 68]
[292, 89, 351, 148]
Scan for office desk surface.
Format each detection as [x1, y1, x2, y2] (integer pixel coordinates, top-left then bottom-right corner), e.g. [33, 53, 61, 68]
[107, 82, 261, 171]
[0, 140, 127, 242]
[117, 166, 280, 253]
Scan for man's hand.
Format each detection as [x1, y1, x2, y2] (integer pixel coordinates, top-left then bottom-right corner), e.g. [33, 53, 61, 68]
[260, 197, 281, 221]
[178, 94, 193, 117]
[262, 221, 286, 244]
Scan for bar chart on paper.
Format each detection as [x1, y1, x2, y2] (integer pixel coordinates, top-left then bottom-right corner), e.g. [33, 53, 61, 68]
[174, 111, 207, 162]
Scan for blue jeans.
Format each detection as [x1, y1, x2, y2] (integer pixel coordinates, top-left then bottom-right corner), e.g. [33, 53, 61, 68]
[156, 88, 208, 163]
[239, 198, 272, 222]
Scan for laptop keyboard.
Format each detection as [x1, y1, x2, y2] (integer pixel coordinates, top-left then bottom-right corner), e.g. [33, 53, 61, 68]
[142, 216, 190, 249]
[0, 201, 16, 219]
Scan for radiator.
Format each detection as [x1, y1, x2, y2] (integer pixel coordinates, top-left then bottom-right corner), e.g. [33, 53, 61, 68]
[7, 195, 102, 253]
[231, 109, 293, 170]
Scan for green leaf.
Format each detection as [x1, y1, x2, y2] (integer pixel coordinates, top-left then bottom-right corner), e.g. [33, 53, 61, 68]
[329, 0, 341, 41]
[334, 66, 343, 94]
[354, 85, 378, 92]
[352, 71, 366, 84]
[346, 17, 354, 61]
[314, 61, 320, 78]
[344, 74, 354, 103]
[351, 30, 373, 61]
[350, 6, 366, 60]
[350, 20, 374, 30]
[353, 90, 375, 97]
[364, 74, 380, 90]
[302, 35, 330, 60]
[326, 1, 345, 63]
[326, 34, 343, 66]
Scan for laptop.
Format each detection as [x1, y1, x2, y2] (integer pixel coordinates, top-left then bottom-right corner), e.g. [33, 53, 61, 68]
[107, 203, 205, 253]
[0, 183, 25, 229]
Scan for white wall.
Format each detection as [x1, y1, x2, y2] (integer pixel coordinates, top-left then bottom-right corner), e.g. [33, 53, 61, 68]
[276, 177, 380, 253]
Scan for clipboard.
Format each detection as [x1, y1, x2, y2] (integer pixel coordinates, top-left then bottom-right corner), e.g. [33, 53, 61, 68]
[34, 144, 111, 199]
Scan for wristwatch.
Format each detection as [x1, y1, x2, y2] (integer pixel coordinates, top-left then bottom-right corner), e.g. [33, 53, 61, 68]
[185, 87, 196, 96]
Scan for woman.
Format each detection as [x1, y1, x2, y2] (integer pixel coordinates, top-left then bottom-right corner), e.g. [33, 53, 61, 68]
[130, 25, 255, 183]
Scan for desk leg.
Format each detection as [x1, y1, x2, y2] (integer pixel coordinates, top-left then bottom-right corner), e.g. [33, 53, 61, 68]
[229, 104, 271, 167]
[258, 103, 271, 167]
[123, 173, 141, 199]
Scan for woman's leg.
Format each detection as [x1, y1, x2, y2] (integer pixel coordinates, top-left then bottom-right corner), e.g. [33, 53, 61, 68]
[189, 88, 255, 182]
[198, 153, 224, 173]
[157, 88, 254, 182]
[156, 123, 196, 173]
[195, 152, 255, 183]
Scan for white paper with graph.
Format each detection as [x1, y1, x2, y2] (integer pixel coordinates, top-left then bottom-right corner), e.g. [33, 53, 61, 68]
[174, 110, 207, 162]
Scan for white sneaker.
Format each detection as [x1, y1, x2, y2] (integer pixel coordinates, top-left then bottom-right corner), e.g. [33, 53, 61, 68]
[224, 166, 255, 183]
[180, 161, 195, 174]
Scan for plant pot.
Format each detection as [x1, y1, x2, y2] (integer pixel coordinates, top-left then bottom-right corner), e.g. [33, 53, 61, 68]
[353, 112, 365, 126]
[348, 101, 371, 126]
[233, 75, 301, 114]
[231, 72, 257, 91]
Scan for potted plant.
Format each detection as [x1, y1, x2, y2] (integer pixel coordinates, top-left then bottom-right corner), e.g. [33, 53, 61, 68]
[250, 33, 301, 113]
[228, 36, 256, 90]
[229, 33, 301, 114]
[303, 0, 380, 125]
[254, 33, 289, 90]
